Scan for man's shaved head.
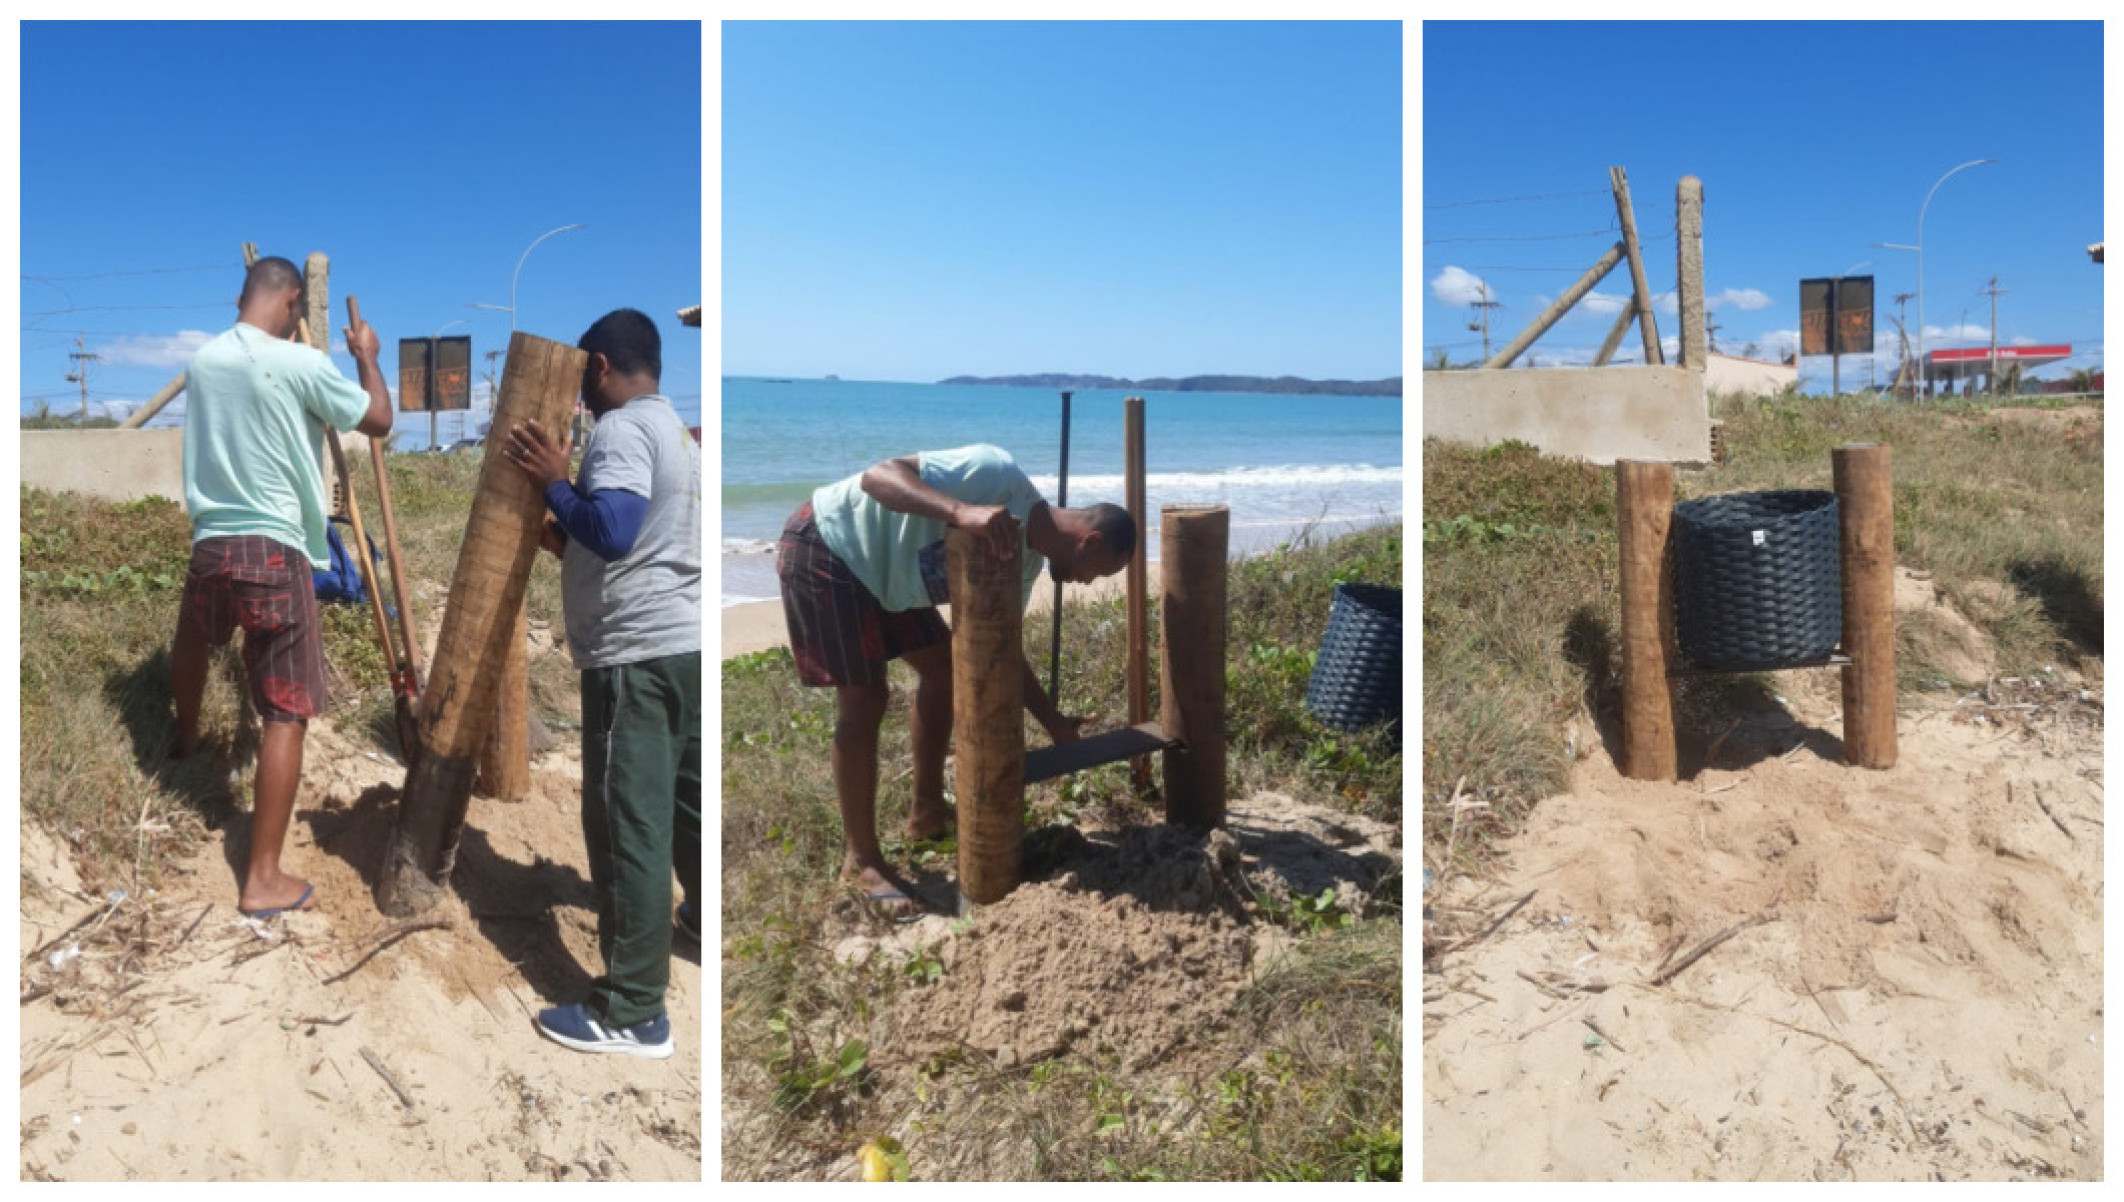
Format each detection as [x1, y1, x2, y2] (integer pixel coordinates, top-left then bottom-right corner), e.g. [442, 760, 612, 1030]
[240, 256, 303, 303]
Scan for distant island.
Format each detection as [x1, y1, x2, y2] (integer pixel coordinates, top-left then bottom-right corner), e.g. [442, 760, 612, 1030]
[936, 373, 1401, 397]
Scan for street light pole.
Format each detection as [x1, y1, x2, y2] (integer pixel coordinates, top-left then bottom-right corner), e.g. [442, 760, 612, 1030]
[472, 222, 585, 436]
[1907, 158, 1994, 400]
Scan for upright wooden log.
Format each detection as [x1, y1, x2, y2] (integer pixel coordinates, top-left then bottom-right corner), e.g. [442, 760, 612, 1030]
[1616, 461, 1678, 781]
[1676, 176, 1707, 369]
[475, 608, 531, 800]
[949, 524, 1025, 906]
[1609, 166, 1665, 365]
[378, 332, 588, 916]
[1484, 241, 1626, 368]
[1834, 444, 1897, 769]
[1160, 505, 1228, 829]
[1124, 396, 1151, 793]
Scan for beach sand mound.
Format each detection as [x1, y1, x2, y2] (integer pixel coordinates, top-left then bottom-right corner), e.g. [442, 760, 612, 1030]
[1424, 673, 2103, 1181]
[841, 795, 1400, 1074]
[20, 716, 702, 1182]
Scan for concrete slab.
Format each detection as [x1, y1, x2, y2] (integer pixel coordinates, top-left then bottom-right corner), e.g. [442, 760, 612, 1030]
[20, 428, 370, 507]
[1422, 365, 1711, 465]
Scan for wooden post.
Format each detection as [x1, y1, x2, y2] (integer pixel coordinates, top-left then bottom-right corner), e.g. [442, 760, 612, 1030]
[1834, 444, 1897, 769]
[303, 253, 330, 364]
[378, 332, 587, 916]
[1676, 176, 1707, 369]
[1160, 505, 1228, 830]
[1610, 166, 1665, 365]
[1124, 396, 1151, 793]
[1593, 296, 1637, 366]
[119, 372, 187, 428]
[1616, 461, 1678, 781]
[1484, 241, 1626, 368]
[475, 609, 531, 800]
[949, 524, 1025, 906]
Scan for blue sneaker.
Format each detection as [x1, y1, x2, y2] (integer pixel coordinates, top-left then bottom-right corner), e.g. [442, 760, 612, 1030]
[535, 1002, 674, 1059]
[675, 899, 701, 944]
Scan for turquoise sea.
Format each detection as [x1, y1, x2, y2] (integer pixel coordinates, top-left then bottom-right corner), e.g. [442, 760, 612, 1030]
[722, 377, 1403, 606]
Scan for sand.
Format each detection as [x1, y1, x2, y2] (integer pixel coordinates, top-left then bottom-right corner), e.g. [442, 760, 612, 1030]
[1423, 659, 2103, 1180]
[20, 717, 702, 1181]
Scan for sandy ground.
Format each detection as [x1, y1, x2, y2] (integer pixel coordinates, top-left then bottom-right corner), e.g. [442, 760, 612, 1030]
[20, 718, 702, 1181]
[722, 565, 1153, 659]
[1423, 646, 2104, 1180]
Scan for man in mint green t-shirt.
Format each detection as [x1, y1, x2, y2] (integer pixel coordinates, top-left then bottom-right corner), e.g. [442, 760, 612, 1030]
[777, 444, 1135, 914]
[168, 256, 395, 919]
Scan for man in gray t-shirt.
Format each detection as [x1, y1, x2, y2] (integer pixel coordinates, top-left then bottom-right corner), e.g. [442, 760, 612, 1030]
[503, 308, 700, 1061]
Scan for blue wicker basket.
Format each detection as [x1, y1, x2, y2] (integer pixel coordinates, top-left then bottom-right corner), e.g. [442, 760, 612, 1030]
[1673, 489, 1843, 671]
[1305, 583, 1402, 732]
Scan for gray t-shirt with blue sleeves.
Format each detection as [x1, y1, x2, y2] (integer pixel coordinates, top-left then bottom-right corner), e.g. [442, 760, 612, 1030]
[559, 394, 702, 669]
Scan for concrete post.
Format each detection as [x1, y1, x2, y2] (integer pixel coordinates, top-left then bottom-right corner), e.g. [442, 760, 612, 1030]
[1610, 166, 1664, 365]
[1593, 297, 1637, 366]
[379, 332, 588, 916]
[1677, 176, 1707, 369]
[1485, 242, 1626, 369]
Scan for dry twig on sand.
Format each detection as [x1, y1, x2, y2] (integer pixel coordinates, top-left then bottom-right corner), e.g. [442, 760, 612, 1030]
[1648, 914, 1776, 986]
[324, 918, 451, 987]
[359, 1045, 418, 1111]
[1451, 890, 1535, 955]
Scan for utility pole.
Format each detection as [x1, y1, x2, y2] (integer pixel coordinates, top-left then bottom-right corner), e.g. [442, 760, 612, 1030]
[1704, 312, 1722, 356]
[1981, 275, 2006, 396]
[65, 339, 100, 420]
[1467, 293, 1501, 362]
[1892, 292, 1915, 399]
[484, 349, 503, 442]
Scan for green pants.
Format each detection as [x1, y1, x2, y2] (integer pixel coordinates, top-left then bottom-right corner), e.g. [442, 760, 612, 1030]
[580, 651, 702, 1027]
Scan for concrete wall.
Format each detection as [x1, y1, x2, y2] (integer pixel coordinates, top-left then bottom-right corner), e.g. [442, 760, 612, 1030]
[1422, 365, 1711, 465]
[21, 428, 370, 507]
[1705, 352, 1797, 398]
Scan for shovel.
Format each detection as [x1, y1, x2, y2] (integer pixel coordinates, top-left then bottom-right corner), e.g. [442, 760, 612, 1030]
[336, 296, 423, 763]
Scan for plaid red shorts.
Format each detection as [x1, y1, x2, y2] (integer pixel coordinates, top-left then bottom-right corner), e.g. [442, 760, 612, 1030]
[777, 502, 948, 688]
[177, 536, 329, 722]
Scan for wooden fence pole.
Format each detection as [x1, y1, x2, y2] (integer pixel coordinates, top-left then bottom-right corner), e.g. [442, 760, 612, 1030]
[1160, 504, 1229, 829]
[378, 332, 587, 916]
[1610, 166, 1665, 365]
[1124, 396, 1152, 794]
[1617, 460, 1678, 781]
[1834, 444, 1897, 769]
[119, 372, 187, 428]
[1485, 241, 1626, 368]
[949, 523, 1025, 906]
[1677, 176, 1708, 369]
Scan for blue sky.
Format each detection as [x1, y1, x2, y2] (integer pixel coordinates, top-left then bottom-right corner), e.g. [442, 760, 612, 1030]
[20, 21, 702, 440]
[723, 21, 1402, 383]
[1423, 22, 2103, 389]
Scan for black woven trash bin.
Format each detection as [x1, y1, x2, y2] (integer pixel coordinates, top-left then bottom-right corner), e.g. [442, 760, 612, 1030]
[1673, 489, 1842, 671]
[1305, 583, 1402, 732]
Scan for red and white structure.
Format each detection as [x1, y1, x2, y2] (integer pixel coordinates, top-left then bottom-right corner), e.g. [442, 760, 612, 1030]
[1926, 343, 2072, 384]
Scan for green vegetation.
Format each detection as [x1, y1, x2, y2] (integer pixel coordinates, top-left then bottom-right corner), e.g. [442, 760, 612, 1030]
[722, 524, 1403, 1180]
[1423, 392, 2103, 868]
[18, 452, 575, 893]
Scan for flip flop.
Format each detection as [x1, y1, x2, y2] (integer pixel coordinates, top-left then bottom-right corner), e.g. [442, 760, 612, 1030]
[239, 883, 315, 920]
[857, 882, 926, 925]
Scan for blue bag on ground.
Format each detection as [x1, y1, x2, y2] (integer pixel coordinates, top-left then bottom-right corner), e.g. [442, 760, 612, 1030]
[312, 517, 379, 607]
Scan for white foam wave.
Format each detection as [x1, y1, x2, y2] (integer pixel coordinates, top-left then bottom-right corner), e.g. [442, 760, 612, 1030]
[1024, 463, 1401, 494]
[723, 537, 778, 555]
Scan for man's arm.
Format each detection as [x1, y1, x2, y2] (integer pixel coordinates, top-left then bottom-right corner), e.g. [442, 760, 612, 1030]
[1019, 654, 1084, 744]
[860, 455, 1014, 558]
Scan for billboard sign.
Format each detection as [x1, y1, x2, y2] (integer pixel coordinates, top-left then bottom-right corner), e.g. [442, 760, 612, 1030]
[395, 335, 474, 411]
[396, 338, 431, 412]
[1799, 276, 1874, 356]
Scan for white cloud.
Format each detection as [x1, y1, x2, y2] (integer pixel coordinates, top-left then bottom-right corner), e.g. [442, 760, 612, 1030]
[2011, 335, 2037, 347]
[1429, 265, 1495, 307]
[96, 329, 214, 370]
[1580, 290, 1630, 316]
[1921, 323, 1991, 342]
[1709, 287, 1772, 312]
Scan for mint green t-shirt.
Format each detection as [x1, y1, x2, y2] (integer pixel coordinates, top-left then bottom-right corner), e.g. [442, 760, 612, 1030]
[812, 443, 1047, 613]
[182, 323, 371, 569]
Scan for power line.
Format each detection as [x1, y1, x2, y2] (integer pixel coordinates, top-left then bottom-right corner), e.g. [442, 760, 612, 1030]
[27, 303, 229, 317]
[1424, 187, 1609, 210]
[1422, 227, 1617, 245]
[21, 264, 229, 281]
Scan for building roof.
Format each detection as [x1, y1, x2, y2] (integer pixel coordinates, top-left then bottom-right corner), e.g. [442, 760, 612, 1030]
[676, 304, 702, 328]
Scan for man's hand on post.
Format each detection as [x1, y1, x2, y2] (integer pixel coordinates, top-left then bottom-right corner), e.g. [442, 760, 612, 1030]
[950, 502, 1016, 561]
[506, 419, 573, 489]
[343, 315, 380, 363]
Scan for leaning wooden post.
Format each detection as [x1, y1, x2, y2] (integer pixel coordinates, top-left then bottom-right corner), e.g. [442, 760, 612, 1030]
[119, 372, 187, 428]
[1609, 166, 1665, 365]
[1616, 461, 1678, 781]
[1834, 444, 1897, 769]
[1160, 505, 1229, 830]
[949, 522, 1025, 907]
[1485, 241, 1626, 368]
[378, 332, 587, 916]
[1124, 396, 1152, 793]
[1676, 176, 1708, 369]
[475, 609, 532, 801]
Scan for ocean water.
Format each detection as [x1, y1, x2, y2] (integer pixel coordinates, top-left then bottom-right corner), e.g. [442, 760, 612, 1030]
[722, 377, 1403, 606]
